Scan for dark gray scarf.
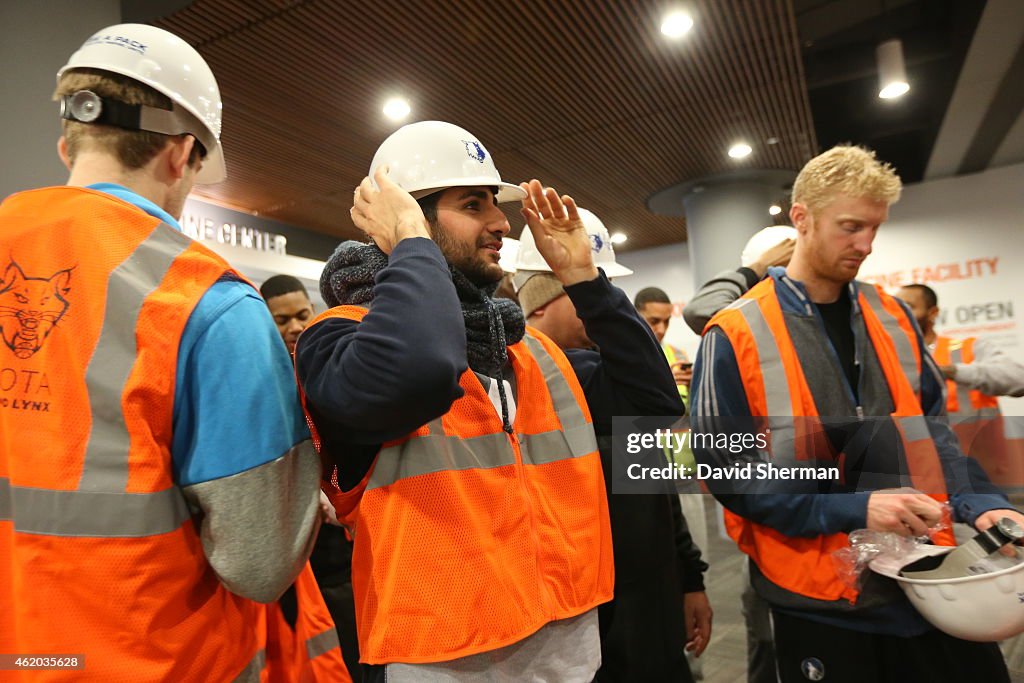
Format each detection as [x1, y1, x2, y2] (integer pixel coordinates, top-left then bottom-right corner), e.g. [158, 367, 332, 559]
[322, 241, 525, 432]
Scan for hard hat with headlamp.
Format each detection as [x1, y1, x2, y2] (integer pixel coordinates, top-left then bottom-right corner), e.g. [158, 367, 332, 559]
[58, 23, 225, 184]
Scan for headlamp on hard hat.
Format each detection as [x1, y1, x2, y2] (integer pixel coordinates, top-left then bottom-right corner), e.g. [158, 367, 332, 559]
[59, 89, 210, 158]
[60, 90, 103, 123]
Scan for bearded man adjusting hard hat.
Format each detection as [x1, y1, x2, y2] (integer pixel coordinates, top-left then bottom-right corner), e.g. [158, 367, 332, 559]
[295, 121, 686, 682]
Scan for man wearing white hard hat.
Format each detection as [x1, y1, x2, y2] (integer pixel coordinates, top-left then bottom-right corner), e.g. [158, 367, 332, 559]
[515, 209, 711, 682]
[683, 225, 796, 335]
[296, 121, 683, 681]
[514, 208, 631, 348]
[0, 24, 328, 682]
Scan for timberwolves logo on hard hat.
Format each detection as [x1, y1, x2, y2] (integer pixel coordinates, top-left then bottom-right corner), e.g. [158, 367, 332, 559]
[590, 233, 604, 255]
[801, 657, 825, 681]
[463, 140, 487, 163]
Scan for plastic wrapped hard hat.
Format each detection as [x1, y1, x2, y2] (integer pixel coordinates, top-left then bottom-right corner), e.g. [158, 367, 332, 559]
[871, 544, 1024, 641]
[740, 226, 797, 267]
[513, 208, 633, 289]
[369, 121, 526, 203]
[59, 24, 225, 183]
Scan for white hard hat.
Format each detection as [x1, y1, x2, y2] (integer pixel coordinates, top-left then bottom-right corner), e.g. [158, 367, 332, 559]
[740, 226, 797, 267]
[513, 208, 633, 290]
[871, 545, 1024, 642]
[499, 237, 519, 274]
[58, 24, 225, 184]
[369, 121, 526, 203]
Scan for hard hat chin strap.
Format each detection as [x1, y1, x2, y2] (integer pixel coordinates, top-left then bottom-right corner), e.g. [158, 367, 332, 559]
[60, 89, 215, 157]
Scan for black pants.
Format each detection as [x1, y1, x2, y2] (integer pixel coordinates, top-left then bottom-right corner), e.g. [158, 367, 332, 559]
[771, 610, 1010, 683]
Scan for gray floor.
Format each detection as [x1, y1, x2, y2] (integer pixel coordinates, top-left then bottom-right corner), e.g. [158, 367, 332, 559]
[689, 497, 1024, 682]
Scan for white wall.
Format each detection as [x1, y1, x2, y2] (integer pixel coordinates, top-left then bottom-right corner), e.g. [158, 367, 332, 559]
[0, 1, 120, 197]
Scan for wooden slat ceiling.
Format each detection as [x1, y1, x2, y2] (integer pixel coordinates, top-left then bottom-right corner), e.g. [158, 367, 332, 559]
[157, 0, 817, 252]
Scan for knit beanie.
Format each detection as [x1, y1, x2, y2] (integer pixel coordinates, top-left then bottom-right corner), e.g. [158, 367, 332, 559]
[320, 240, 385, 307]
[517, 271, 566, 319]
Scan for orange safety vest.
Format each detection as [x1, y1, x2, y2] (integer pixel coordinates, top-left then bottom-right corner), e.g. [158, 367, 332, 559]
[708, 278, 955, 604]
[299, 305, 614, 665]
[264, 562, 351, 682]
[0, 188, 264, 681]
[932, 336, 1013, 483]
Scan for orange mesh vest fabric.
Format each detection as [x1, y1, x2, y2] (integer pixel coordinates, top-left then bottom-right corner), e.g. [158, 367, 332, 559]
[300, 305, 613, 665]
[0, 187, 263, 681]
[709, 278, 953, 604]
[264, 562, 351, 682]
[933, 336, 1012, 483]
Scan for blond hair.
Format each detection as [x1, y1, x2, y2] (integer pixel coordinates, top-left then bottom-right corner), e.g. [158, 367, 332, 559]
[791, 145, 901, 212]
[54, 68, 199, 169]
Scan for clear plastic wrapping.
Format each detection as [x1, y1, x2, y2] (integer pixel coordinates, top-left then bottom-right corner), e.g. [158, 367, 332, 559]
[832, 503, 953, 588]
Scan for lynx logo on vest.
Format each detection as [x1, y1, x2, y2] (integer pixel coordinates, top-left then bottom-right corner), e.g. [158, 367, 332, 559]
[0, 260, 73, 359]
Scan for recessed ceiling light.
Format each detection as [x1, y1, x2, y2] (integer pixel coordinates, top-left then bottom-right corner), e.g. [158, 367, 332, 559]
[728, 142, 752, 159]
[660, 11, 693, 39]
[610, 232, 628, 245]
[383, 97, 411, 121]
[769, 205, 782, 216]
[766, 137, 779, 145]
[879, 81, 910, 99]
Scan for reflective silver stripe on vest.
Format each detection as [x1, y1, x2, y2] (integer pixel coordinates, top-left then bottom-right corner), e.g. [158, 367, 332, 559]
[859, 284, 920, 396]
[306, 627, 341, 660]
[1006, 416, 1024, 440]
[518, 334, 597, 462]
[231, 648, 266, 683]
[520, 424, 597, 466]
[2, 480, 189, 537]
[953, 407, 1002, 424]
[367, 334, 596, 490]
[0, 477, 11, 522]
[368, 431, 517, 491]
[734, 298, 796, 460]
[897, 415, 932, 443]
[79, 223, 192, 492]
[946, 345, 976, 423]
[523, 334, 591, 436]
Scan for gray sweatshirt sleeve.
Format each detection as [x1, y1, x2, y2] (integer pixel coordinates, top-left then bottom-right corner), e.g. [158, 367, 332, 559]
[181, 443, 322, 603]
[953, 338, 1024, 397]
[682, 268, 758, 335]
